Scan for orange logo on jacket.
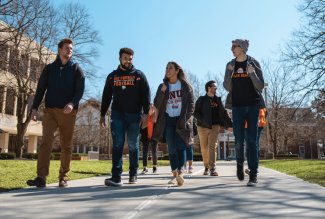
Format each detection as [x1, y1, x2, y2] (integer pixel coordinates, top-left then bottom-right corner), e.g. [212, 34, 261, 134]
[211, 101, 218, 108]
[113, 76, 135, 86]
[232, 67, 249, 78]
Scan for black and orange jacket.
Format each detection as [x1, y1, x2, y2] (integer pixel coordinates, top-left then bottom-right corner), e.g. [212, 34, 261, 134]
[194, 95, 232, 129]
[100, 65, 150, 116]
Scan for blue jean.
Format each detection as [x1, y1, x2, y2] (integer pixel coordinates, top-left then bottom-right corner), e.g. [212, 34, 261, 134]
[110, 110, 141, 179]
[245, 127, 263, 169]
[165, 114, 186, 172]
[232, 105, 259, 176]
[186, 145, 193, 161]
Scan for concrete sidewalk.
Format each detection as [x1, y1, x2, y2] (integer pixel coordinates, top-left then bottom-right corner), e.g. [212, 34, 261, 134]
[0, 161, 324, 219]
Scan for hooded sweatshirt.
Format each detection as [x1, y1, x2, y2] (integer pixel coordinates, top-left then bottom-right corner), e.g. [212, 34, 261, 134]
[100, 65, 150, 116]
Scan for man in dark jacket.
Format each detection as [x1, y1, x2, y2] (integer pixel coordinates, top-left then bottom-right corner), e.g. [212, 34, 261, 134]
[223, 39, 264, 187]
[27, 38, 85, 188]
[100, 48, 150, 186]
[194, 80, 232, 176]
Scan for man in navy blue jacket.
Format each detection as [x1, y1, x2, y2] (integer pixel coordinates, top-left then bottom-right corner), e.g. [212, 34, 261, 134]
[100, 47, 150, 186]
[27, 38, 85, 188]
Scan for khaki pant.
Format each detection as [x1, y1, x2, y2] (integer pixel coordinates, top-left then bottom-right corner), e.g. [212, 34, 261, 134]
[198, 125, 220, 170]
[37, 108, 77, 180]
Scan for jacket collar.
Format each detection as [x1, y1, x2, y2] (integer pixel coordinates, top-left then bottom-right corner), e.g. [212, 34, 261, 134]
[54, 55, 73, 67]
[117, 65, 136, 73]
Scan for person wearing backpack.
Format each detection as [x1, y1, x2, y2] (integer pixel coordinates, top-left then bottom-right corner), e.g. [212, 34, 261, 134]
[27, 38, 85, 188]
[223, 39, 264, 187]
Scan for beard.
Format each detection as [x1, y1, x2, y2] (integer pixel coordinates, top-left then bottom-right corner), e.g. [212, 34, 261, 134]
[120, 62, 132, 70]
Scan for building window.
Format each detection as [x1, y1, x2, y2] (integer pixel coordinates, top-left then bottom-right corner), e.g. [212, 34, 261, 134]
[20, 53, 29, 78]
[8, 134, 17, 153]
[5, 87, 15, 115]
[0, 85, 4, 113]
[0, 44, 8, 71]
[8, 47, 19, 74]
[30, 59, 45, 82]
[30, 59, 38, 81]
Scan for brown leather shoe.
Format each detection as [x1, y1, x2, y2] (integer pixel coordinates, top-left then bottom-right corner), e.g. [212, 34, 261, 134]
[210, 169, 219, 176]
[59, 178, 68, 187]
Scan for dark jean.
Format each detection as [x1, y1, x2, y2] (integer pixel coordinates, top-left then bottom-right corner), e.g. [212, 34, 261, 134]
[186, 145, 193, 161]
[232, 104, 259, 176]
[140, 127, 158, 166]
[165, 114, 186, 172]
[110, 110, 141, 179]
[245, 127, 264, 169]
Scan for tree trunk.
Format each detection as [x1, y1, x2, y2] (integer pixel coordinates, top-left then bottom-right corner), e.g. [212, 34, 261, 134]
[15, 124, 27, 158]
[14, 93, 32, 157]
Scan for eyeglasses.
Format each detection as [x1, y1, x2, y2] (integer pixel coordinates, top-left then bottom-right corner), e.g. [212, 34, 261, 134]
[231, 45, 240, 49]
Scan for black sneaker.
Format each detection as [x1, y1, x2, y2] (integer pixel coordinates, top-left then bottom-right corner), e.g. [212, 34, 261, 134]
[129, 175, 137, 184]
[59, 178, 68, 187]
[26, 177, 46, 188]
[237, 163, 244, 181]
[153, 166, 157, 173]
[247, 176, 258, 187]
[104, 177, 122, 187]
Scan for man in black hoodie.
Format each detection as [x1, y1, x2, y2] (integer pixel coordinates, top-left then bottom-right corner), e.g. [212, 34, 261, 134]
[100, 48, 150, 186]
[27, 38, 85, 188]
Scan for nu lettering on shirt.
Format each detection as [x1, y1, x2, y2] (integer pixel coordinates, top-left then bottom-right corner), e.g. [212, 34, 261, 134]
[166, 80, 182, 117]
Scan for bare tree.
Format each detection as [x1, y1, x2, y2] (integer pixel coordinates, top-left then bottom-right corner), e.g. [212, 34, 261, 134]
[263, 62, 298, 154]
[311, 89, 325, 118]
[187, 71, 204, 101]
[0, 0, 100, 156]
[311, 90, 325, 152]
[0, 0, 15, 16]
[282, 0, 325, 99]
[58, 2, 101, 79]
[0, 0, 56, 156]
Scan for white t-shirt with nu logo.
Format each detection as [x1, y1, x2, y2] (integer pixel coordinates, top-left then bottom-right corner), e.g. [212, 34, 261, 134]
[166, 80, 182, 117]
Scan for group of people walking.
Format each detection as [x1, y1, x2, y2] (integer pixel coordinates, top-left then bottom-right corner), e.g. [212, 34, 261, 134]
[26, 37, 265, 189]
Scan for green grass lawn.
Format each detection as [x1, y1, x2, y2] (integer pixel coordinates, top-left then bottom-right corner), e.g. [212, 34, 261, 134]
[0, 159, 170, 192]
[260, 159, 325, 187]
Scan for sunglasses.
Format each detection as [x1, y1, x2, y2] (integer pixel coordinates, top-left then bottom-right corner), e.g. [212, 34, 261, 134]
[231, 45, 241, 49]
